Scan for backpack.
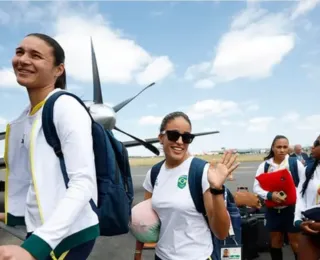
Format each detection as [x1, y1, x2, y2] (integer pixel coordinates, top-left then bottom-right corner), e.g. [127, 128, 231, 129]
[42, 91, 134, 236]
[150, 157, 241, 260]
[264, 157, 299, 187]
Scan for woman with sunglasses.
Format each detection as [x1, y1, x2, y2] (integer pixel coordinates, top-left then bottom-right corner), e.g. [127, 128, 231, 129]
[253, 135, 304, 260]
[134, 111, 239, 260]
[294, 136, 320, 260]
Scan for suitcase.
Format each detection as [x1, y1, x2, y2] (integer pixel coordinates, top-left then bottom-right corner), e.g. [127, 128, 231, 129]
[241, 215, 259, 260]
[255, 213, 270, 252]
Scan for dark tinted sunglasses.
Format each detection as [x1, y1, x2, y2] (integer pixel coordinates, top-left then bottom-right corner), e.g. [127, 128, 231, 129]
[314, 140, 320, 147]
[161, 130, 195, 144]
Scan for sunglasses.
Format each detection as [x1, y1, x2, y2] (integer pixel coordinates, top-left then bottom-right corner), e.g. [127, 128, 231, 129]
[161, 130, 195, 144]
[314, 140, 320, 147]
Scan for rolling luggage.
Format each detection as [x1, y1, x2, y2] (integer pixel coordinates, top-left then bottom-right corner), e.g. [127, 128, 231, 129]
[241, 214, 259, 260]
[255, 213, 270, 252]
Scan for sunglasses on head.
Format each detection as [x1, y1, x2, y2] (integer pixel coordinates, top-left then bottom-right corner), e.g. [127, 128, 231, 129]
[314, 140, 320, 147]
[161, 130, 195, 144]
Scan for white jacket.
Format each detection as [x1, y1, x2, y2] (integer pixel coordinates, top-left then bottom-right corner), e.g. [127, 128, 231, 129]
[4, 89, 99, 260]
[253, 155, 305, 204]
[294, 163, 320, 223]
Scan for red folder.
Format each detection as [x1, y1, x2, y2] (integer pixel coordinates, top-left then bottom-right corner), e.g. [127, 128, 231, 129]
[255, 168, 297, 207]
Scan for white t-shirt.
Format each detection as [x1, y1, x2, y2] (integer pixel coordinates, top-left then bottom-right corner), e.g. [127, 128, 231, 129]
[21, 109, 42, 232]
[143, 156, 213, 260]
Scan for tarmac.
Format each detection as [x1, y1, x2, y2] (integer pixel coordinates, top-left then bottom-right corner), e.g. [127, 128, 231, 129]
[0, 161, 295, 260]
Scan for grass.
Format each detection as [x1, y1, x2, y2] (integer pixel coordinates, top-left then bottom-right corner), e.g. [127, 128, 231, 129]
[129, 153, 266, 167]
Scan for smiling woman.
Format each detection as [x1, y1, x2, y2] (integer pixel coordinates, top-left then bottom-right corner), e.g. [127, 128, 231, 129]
[13, 33, 66, 101]
[133, 111, 239, 260]
[0, 34, 99, 260]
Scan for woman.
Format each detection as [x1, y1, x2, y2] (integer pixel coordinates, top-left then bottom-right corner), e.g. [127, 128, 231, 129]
[294, 135, 320, 260]
[0, 33, 99, 260]
[134, 111, 239, 260]
[253, 135, 305, 260]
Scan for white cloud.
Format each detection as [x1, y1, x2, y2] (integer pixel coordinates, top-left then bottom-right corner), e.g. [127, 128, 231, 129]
[136, 56, 174, 85]
[139, 116, 163, 126]
[184, 62, 211, 81]
[211, 8, 295, 82]
[185, 7, 295, 84]
[291, 0, 320, 20]
[0, 68, 20, 88]
[194, 78, 215, 89]
[54, 14, 174, 86]
[187, 99, 241, 120]
[247, 116, 275, 132]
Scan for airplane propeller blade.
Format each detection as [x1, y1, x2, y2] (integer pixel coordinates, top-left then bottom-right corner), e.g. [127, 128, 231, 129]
[113, 82, 155, 113]
[114, 126, 160, 156]
[91, 37, 103, 104]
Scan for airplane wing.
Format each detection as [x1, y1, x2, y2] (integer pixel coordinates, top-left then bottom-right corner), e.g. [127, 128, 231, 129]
[0, 130, 219, 169]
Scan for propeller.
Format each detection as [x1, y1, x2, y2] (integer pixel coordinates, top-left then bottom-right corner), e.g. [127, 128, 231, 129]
[91, 37, 103, 104]
[90, 38, 160, 156]
[114, 126, 160, 156]
[113, 82, 155, 113]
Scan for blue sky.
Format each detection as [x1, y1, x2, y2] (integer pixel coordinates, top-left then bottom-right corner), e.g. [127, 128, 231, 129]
[0, 0, 320, 157]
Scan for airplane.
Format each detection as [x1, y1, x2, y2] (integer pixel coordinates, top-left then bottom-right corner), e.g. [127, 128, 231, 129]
[0, 37, 220, 170]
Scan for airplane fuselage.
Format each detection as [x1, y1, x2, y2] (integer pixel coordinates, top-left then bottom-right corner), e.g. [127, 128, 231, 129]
[83, 101, 116, 130]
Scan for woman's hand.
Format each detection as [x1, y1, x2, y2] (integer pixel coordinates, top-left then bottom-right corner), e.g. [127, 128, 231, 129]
[309, 222, 320, 232]
[234, 191, 262, 209]
[0, 245, 35, 260]
[207, 150, 240, 189]
[300, 220, 319, 235]
[271, 192, 285, 204]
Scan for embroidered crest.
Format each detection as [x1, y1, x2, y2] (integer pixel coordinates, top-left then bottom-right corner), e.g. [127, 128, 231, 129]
[177, 175, 187, 189]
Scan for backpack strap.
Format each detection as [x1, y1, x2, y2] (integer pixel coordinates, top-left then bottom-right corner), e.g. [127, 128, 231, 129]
[42, 91, 94, 159]
[188, 157, 231, 260]
[288, 157, 299, 187]
[264, 162, 270, 173]
[188, 157, 208, 214]
[150, 160, 165, 188]
[42, 91, 98, 212]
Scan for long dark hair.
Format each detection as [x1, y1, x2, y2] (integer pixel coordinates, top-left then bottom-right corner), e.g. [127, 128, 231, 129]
[301, 136, 320, 197]
[264, 135, 288, 161]
[301, 159, 319, 197]
[27, 33, 66, 89]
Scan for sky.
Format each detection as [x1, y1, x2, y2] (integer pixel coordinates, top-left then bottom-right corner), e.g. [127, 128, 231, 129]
[0, 0, 320, 157]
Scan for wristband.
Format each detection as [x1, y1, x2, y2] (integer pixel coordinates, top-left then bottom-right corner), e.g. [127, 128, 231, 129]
[210, 186, 225, 195]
